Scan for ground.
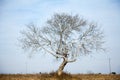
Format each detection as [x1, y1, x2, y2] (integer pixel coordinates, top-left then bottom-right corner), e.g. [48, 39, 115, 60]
[0, 72, 120, 80]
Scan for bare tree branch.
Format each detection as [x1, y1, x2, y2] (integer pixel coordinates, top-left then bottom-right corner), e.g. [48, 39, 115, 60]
[19, 13, 105, 74]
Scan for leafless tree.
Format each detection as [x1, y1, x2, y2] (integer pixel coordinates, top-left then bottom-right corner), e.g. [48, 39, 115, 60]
[19, 13, 105, 76]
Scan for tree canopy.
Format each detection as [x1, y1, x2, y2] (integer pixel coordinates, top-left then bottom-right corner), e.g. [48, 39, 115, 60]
[19, 13, 105, 75]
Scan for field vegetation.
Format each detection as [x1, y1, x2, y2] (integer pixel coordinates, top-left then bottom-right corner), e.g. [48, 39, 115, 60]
[0, 72, 120, 80]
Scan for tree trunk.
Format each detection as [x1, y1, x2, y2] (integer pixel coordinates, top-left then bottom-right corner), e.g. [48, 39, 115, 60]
[57, 58, 67, 76]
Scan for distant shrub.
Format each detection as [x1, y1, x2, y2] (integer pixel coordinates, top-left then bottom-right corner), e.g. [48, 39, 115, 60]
[98, 73, 102, 74]
[87, 70, 94, 74]
[111, 72, 116, 74]
[39, 72, 41, 74]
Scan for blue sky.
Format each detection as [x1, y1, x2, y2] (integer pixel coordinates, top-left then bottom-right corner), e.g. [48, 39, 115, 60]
[0, 0, 120, 74]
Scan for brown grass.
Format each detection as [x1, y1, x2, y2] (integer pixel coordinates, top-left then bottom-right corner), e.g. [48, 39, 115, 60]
[0, 72, 120, 80]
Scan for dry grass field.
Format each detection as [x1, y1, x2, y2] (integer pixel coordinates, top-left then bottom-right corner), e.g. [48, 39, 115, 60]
[0, 72, 120, 80]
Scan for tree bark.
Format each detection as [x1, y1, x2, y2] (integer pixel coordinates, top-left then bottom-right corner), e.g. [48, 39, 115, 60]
[57, 58, 67, 76]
